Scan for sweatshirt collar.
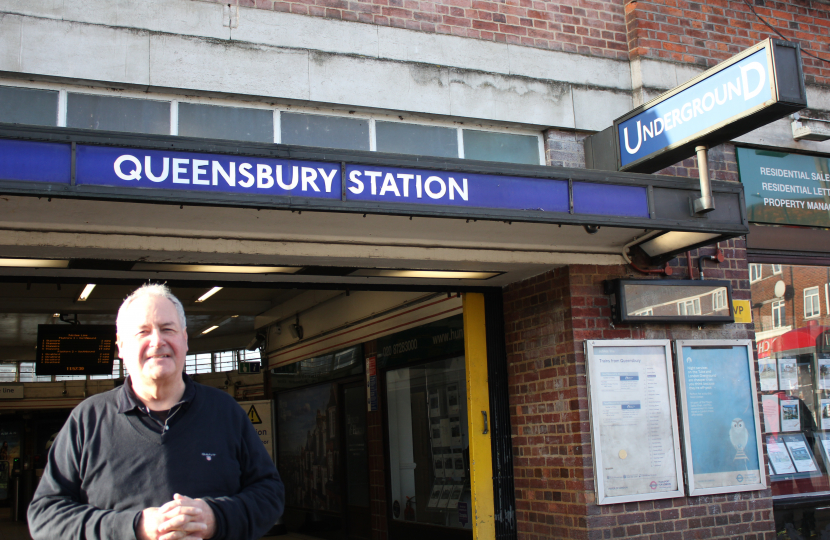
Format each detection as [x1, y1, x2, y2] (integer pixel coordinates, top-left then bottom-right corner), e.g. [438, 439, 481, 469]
[117, 373, 195, 414]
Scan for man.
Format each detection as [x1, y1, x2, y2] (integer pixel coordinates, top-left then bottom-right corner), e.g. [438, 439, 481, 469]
[28, 283, 284, 540]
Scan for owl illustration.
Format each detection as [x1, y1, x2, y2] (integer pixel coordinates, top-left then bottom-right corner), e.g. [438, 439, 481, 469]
[730, 418, 749, 462]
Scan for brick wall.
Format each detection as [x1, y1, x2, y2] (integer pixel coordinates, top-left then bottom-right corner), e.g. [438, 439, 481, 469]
[215, 0, 628, 59]
[625, 0, 830, 85]
[545, 129, 589, 169]
[503, 246, 774, 539]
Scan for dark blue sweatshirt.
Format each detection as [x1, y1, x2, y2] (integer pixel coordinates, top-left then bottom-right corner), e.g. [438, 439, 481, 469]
[27, 379, 285, 540]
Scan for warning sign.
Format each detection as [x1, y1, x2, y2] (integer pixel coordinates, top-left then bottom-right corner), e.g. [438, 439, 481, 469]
[238, 400, 274, 460]
[247, 405, 262, 424]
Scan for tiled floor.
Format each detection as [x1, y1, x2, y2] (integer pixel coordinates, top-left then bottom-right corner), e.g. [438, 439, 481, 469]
[0, 507, 314, 540]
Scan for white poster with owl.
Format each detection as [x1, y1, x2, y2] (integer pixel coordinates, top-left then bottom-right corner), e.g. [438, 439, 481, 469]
[675, 340, 766, 496]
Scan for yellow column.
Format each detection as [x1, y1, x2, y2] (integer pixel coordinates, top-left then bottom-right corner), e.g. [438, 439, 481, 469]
[462, 293, 495, 540]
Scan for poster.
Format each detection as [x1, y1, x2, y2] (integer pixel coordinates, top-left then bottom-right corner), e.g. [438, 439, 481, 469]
[758, 357, 778, 391]
[447, 385, 460, 416]
[586, 340, 684, 504]
[820, 358, 830, 390]
[767, 436, 796, 475]
[819, 434, 830, 466]
[427, 483, 442, 508]
[784, 436, 818, 473]
[778, 359, 798, 391]
[761, 395, 780, 433]
[780, 399, 800, 432]
[238, 400, 274, 460]
[0, 426, 21, 501]
[822, 400, 830, 430]
[448, 484, 464, 508]
[676, 340, 765, 496]
[437, 483, 453, 508]
[277, 383, 341, 512]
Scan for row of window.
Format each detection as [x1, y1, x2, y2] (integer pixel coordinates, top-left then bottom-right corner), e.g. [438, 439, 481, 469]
[0, 349, 261, 382]
[0, 85, 543, 165]
[750, 263, 782, 282]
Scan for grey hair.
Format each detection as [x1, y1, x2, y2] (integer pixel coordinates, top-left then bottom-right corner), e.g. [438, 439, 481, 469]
[116, 283, 187, 333]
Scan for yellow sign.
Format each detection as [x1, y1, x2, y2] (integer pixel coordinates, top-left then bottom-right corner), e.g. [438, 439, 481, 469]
[732, 300, 752, 323]
[247, 405, 262, 424]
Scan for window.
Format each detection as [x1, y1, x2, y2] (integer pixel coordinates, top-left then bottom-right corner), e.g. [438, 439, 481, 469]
[772, 300, 785, 328]
[805, 286, 821, 318]
[750, 264, 762, 282]
[712, 289, 727, 311]
[375, 121, 458, 158]
[178, 103, 273, 143]
[0, 363, 16, 382]
[677, 298, 701, 315]
[772, 264, 782, 274]
[463, 129, 540, 165]
[18, 362, 51, 382]
[185, 353, 213, 375]
[281, 113, 370, 151]
[0, 86, 58, 127]
[67, 93, 170, 135]
[214, 350, 237, 372]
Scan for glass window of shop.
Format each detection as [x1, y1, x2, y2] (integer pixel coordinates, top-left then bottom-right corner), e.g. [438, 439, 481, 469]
[381, 315, 470, 531]
[752, 263, 830, 534]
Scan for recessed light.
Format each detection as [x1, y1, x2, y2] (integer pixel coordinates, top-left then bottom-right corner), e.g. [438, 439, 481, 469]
[350, 269, 501, 280]
[131, 263, 300, 274]
[77, 284, 96, 301]
[201, 325, 220, 335]
[52, 313, 60, 318]
[0, 258, 70, 268]
[196, 287, 223, 303]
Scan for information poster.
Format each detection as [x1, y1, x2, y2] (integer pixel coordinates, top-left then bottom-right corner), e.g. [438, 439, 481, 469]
[767, 435, 796, 475]
[822, 400, 830, 430]
[761, 395, 780, 433]
[784, 435, 818, 473]
[820, 358, 830, 390]
[586, 340, 684, 505]
[778, 358, 798, 391]
[780, 399, 800, 432]
[758, 357, 778, 391]
[817, 433, 830, 468]
[676, 340, 765, 496]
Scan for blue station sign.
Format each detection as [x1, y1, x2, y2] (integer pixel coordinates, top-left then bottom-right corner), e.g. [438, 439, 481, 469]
[0, 137, 652, 221]
[587, 39, 806, 174]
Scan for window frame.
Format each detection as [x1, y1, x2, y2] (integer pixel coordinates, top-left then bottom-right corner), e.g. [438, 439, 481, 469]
[0, 78, 546, 165]
[772, 299, 786, 329]
[750, 263, 762, 283]
[804, 286, 821, 319]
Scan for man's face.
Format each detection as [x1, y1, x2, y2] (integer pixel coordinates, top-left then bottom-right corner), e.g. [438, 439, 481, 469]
[117, 295, 188, 388]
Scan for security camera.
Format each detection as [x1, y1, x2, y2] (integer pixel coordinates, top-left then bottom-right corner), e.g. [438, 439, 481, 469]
[246, 331, 266, 351]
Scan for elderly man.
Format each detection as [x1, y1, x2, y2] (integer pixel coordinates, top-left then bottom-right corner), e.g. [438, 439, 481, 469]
[28, 283, 284, 540]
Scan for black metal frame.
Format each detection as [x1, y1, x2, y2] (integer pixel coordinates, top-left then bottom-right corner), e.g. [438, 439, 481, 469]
[605, 278, 735, 324]
[0, 124, 747, 238]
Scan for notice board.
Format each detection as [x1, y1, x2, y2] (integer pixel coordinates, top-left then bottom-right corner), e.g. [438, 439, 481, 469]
[675, 340, 765, 496]
[586, 340, 684, 505]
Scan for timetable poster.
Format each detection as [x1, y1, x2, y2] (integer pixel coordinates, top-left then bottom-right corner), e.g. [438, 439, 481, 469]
[758, 357, 778, 391]
[587, 341, 683, 504]
[678, 342, 764, 495]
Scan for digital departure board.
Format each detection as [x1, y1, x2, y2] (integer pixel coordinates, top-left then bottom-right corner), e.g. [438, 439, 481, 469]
[35, 325, 117, 376]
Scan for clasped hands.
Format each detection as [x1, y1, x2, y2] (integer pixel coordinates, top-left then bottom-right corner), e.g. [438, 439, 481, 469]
[137, 493, 216, 540]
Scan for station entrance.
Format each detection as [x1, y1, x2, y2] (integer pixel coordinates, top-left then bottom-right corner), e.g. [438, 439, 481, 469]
[0, 276, 494, 540]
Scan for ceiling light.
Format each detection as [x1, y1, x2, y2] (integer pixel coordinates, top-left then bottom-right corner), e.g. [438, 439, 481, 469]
[0, 258, 70, 268]
[131, 263, 300, 274]
[201, 325, 219, 335]
[351, 269, 501, 280]
[52, 313, 60, 318]
[638, 232, 721, 258]
[196, 287, 223, 303]
[77, 284, 96, 301]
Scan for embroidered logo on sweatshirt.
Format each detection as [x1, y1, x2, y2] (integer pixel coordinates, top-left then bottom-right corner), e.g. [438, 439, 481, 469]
[202, 452, 216, 462]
